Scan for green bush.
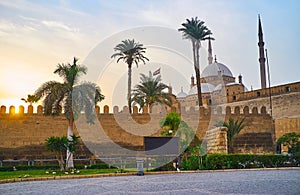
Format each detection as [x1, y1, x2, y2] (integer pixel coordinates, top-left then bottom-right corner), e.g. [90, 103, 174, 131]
[89, 163, 112, 169]
[0, 165, 59, 172]
[181, 156, 199, 170]
[152, 161, 175, 171]
[205, 154, 293, 170]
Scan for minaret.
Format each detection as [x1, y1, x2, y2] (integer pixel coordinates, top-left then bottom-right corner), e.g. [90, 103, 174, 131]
[190, 75, 195, 88]
[238, 74, 243, 84]
[258, 15, 267, 89]
[208, 37, 213, 64]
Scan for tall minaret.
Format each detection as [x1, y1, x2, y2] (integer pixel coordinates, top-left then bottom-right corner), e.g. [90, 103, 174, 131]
[208, 37, 213, 64]
[258, 15, 267, 89]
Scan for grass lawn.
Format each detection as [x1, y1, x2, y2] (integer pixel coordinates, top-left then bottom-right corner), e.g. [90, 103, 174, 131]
[0, 168, 121, 181]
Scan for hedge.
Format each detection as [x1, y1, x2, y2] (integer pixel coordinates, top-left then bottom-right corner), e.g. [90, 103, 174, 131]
[0, 163, 115, 172]
[205, 154, 297, 170]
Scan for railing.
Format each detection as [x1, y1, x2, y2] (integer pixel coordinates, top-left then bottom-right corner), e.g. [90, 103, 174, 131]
[0, 155, 178, 170]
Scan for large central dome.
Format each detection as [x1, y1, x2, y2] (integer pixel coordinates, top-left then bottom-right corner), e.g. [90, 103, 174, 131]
[201, 61, 233, 78]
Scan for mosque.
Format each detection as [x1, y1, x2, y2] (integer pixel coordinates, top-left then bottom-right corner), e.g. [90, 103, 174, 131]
[176, 40, 246, 108]
[176, 16, 274, 109]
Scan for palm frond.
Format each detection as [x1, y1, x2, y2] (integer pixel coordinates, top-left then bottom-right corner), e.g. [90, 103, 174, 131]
[131, 71, 172, 109]
[72, 81, 105, 123]
[178, 17, 213, 41]
[111, 39, 149, 67]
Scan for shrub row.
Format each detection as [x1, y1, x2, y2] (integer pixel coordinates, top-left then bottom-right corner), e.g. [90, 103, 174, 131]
[0, 163, 114, 172]
[0, 165, 59, 172]
[181, 153, 299, 170]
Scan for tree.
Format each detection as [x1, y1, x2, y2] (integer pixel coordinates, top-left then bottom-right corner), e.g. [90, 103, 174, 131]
[178, 17, 213, 106]
[160, 112, 195, 152]
[21, 94, 39, 105]
[220, 118, 246, 153]
[176, 121, 196, 153]
[277, 132, 300, 156]
[45, 135, 80, 172]
[111, 39, 149, 113]
[35, 57, 104, 170]
[191, 145, 206, 170]
[160, 111, 181, 133]
[132, 71, 172, 111]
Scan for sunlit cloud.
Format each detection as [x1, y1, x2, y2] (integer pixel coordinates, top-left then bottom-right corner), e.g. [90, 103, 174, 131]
[42, 20, 73, 32]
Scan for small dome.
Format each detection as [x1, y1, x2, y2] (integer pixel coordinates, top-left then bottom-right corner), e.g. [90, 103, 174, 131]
[177, 91, 188, 98]
[188, 83, 215, 95]
[201, 61, 233, 78]
[177, 87, 188, 98]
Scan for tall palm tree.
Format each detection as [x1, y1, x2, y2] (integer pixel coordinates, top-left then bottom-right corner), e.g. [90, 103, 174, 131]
[111, 39, 149, 113]
[178, 17, 213, 106]
[35, 57, 104, 170]
[131, 71, 172, 111]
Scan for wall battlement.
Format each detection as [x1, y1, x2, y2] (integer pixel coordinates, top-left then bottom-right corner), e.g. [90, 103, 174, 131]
[0, 104, 269, 117]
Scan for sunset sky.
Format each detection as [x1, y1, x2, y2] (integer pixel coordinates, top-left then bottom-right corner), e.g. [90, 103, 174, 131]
[0, 0, 299, 111]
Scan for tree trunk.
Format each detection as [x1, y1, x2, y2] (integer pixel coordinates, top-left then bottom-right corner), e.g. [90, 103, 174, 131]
[192, 41, 203, 106]
[128, 65, 132, 114]
[57, 153, 65, 172]
[66, 123, 74, 170]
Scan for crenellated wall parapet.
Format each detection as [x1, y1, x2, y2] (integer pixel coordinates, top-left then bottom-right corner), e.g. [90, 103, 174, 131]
[0, 104, 271, 118]
[180, 105, 269, 116]
[0, 105, 150, 115]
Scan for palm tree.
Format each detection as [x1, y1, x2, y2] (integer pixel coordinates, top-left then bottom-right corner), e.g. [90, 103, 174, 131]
[21, 94, 39, 105]
[45, 135, 79, 172]
[178, 17, 213, 106]
[35, 57, 104, 170]
[111, 39, 149, 113]
[222, 118, 246, 153]
[131, 71, 172, 111]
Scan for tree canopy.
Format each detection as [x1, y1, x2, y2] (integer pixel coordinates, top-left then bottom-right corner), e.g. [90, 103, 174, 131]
[132, 71, 172, 110]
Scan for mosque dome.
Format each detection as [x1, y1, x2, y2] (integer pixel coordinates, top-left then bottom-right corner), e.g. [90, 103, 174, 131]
[188, 83, 215, 95]
[201, 60, 233, 78]
[177, 90, 188, 98]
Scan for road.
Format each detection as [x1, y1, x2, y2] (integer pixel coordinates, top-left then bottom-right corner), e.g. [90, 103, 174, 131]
[1, 169, 299, 194]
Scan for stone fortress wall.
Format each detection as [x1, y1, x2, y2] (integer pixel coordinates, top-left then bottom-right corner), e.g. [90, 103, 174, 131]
[0, 103, 286, 160]
[219, 89, 300, 140]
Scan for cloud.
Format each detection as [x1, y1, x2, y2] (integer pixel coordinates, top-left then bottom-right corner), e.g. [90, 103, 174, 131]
[0, 20, 17, 34]
[42, 20, 73, 32]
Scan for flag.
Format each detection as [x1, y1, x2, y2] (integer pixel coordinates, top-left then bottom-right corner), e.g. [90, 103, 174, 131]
[153, 68, 160, 76]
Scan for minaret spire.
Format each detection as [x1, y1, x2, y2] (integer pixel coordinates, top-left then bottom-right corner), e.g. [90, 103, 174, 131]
[258, 14, 267, 89]
[208, 36, 213, 64]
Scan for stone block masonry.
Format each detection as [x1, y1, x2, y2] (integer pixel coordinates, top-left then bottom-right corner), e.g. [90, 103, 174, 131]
[0, 104, 277, 159]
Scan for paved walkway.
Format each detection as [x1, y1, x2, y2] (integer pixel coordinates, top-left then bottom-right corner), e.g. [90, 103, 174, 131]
[1, 169, 299, 194]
